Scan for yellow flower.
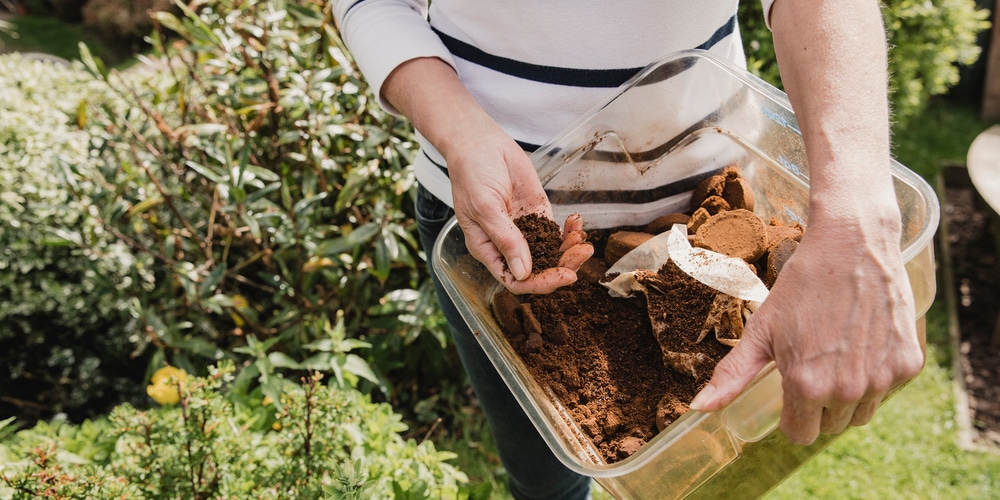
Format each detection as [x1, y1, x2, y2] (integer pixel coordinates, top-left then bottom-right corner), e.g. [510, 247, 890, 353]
[262, 395, 274, 406]
[229, 294, 249, 327]
[146, 366, 188, 405]
[272, 421, 282, 431]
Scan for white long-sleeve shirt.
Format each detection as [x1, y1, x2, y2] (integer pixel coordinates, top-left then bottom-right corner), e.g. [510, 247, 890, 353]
[333, 1, 777, 206]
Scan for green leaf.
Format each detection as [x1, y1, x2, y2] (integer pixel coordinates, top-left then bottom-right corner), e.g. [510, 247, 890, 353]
[344, 354, 379, 386]
[243, 165, 280, 182]
[153, 11, 187, 36]
[176, 123, 228, 137]
[268, 352, 303, 369]
[128, 195, 163, 216]
[78, 42, 108, 79]
[293, 192, 328, 215]
[186, 161, 227, 183]
[335, 163, 370, 213]
[199, 264, 227, 298]
[316, 222, 379, 256]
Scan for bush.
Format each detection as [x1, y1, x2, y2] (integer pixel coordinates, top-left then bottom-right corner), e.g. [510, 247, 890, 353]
[0, 54, 148, 423]
[69, 0, 459, 414]
[738, 0, 991, 121]
[0, 362, 475, 499]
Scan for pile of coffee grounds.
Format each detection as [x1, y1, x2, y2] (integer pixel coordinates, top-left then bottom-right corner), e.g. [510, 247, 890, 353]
[514, 213, 563, 273]
[496, 166, 803, 464]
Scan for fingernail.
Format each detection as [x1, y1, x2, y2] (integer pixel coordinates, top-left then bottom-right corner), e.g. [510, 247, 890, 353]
[510, 257, 528, 281]
[689, 384, 716, 411]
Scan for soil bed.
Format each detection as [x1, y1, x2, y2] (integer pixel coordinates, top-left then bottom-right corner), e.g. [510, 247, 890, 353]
[943, 181, 1000, 447]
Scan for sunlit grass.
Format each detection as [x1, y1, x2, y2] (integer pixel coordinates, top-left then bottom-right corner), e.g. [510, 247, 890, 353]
[0, 15, 110, 63]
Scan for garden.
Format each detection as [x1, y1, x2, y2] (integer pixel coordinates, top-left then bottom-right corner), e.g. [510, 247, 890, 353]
[1, 0, 999, 498]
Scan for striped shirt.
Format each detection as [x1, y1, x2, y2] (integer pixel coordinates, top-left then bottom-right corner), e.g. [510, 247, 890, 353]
[333, 1, 777, 207]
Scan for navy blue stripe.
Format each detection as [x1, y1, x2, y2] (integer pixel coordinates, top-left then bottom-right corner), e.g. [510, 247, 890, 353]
[342, 0, 367, 17]
[432, 14, 736, 88]
[695, 14, 737, 52]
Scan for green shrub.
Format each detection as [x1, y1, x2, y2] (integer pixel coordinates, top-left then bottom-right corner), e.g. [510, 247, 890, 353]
[69, 0, 458, 412]
[0, 362, 474, 499]
[0, 53, 148, 423]
[738, 0, 990, 121]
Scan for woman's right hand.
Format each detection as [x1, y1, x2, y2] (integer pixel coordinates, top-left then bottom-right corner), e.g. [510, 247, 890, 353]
[445, 116, 592, 295]
[383, 56, 591, 294]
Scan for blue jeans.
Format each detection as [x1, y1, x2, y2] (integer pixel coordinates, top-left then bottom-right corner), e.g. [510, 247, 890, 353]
[415, 185, 592, 500]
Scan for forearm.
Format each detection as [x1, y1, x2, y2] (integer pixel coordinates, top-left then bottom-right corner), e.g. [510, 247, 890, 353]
[770, 0, 899, 233]
[382, 57, 506, 162]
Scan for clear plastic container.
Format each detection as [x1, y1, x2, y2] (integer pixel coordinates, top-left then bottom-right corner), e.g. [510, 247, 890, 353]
[431, 50, 939, 499]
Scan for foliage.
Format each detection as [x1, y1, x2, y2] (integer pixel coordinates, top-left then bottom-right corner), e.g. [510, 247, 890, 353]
[738, 0, 990, 121]
[0, 53, 147, 423]
[66, 0, 457, 414]
[0, 363, 473, 499]
[883, 0, 991, 120]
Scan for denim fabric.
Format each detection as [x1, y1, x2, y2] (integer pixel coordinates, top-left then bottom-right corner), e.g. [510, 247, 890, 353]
[415, 185, 592, 500]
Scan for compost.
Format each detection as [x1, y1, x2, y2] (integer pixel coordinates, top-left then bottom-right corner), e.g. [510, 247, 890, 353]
[494, 166, 803, 463]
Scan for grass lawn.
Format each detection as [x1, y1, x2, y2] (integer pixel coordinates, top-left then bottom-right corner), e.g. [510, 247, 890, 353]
[0, 15, 111, 63]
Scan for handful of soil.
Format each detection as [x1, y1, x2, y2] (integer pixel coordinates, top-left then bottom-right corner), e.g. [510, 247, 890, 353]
[513, 213, 564, 273]
[492, 165, 803, 463]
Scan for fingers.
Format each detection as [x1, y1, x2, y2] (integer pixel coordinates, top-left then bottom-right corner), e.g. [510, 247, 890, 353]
[505, 267, 578, 295]
[849, 399, 880, 426]
[559, 230, 587, 253]
[563, 213, 583, 233]
[558, 242, 594, 269]
[818, 404, 855, 435]
[781, 396, 824, 445]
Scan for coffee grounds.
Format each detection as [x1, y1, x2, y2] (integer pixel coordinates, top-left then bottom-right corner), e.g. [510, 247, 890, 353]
[514, 213, 564, 273]
[496, 166, 793, 464]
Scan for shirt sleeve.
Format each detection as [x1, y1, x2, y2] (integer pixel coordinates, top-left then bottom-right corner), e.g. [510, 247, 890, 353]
[333, 0, 458, 115]
[760, 0, 777, 30]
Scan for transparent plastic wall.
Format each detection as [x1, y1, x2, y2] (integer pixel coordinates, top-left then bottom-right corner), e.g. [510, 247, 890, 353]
[432, 51, 939, 499]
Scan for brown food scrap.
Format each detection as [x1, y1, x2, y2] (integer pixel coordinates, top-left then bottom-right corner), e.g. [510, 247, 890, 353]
[693, 209, 768, 263]
[521, 303, 543, 335]
[765, 237, 799, 288]
[644, 212, 692, 234]
[722, 168, 755, 211]
[604, 231, 654, 266]
[491, 289, 524, 336]
[577, 257, 609, 284]
[700, 195, 732, 215]
[617, 436, 646, 460]
[663, 351, 716, 380]
[765, 219, 804, 252]
[690, 173, 726, 212]
[687, 207, 711, 233]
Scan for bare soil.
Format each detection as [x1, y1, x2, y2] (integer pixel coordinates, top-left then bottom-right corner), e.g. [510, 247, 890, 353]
[943, 181, 1000, 447]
